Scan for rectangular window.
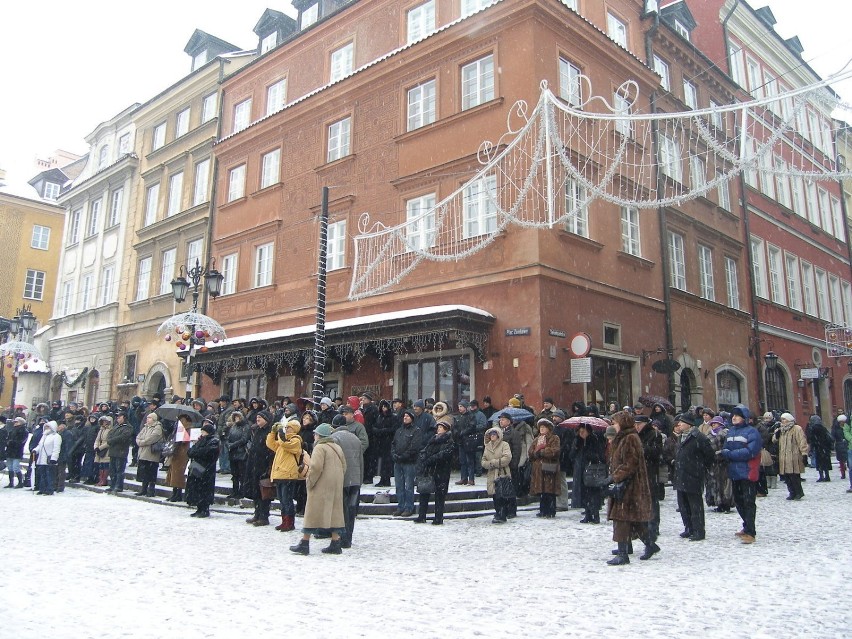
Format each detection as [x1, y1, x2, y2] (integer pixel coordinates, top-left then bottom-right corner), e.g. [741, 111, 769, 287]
[98, 146, 110, 169]
[23, 269, 45, 300]
[767, 245, 786, 305]
[830, 275, 843, 323]
[108, 188, 123, 227]
[613, 92, 632, 137]
[407, 1, 435, 44]
[805, 181, 819, 225]
[746, 57, 763, 97]
[461, 0, 490, 17]
[774, 157, 791, 208]
[564, 178, 588, 237]
[266, 79, 287, 116]
[100, 265, 115, 306]
[79, 274, 94, 310]
[689, 155, 705, 190]
[729, 44, 746, 87]
[152, 123, 166, 151]
[254, 243, 274, 287]
[220, 253, 237, 295]
[725, 257, 740, 310]
[815, 267, 830, 320]
[683, 79, 698, 109]
[233, 99, 252, 134]
[659, 135, 682, 182]
[330, 42, 354, 82]
[135, 257, 152, 302]
[717, 171, 731, 210]
[167, 172, 183, 217]
[801, 261, 816, 316]
[193, 158, 210, 206]
[144, 184, 160, 226]
[653, 56, 670, 91]
[60, 281, 73, 316]
[842, 281, 852, 326]
[175, 108, 190, 138]
[791, 175, 806, 217]
[674, 19, 690, 41]
[621, 206, 640, 256]
[461, 55, 494, 110]
[559, 57, 582, 107]
[192, 50, 207, 71]
[186, 239, 203, 269]
[407, 79, 436, 131]
[709, 101, 724, 130]
[818, 188, 832, 234]
[744, 137, 758, 188]
[785, 254, 802, 312]
[118, 133, 131, 154]
[261, 149, 281, 189]
[832, 196, 845, 240]
[159, 248, 176, 296]
[668, 231, 686, 290]
[698, 245, 714, 301]
[750, 237, 768, 299]
[327, 117, 351, 162]
[43, 182, 60, 200]
[405, 193, 437, 251]
[201, 93, 217, 123]
[463, 174, 497, 239]
[607, 12, 627, 47]
[301, 3, 319, 28]
[31, 225, 50, 250]
[327, 220, 347, 271]
[86, 198, 101, 237]
[68, 209, 81, 244]
[261, 31, 277, 53]
[228, 164, 246, 202]
[758, 151, 775, 200]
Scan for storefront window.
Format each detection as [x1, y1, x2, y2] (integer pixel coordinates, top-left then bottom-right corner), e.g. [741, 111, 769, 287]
[590, 357, 633, 412]
[402, 353, 471, 406]
[225, 374, 267, 402]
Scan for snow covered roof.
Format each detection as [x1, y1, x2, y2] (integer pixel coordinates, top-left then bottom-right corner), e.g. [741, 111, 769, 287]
[18, 358, 49, 374]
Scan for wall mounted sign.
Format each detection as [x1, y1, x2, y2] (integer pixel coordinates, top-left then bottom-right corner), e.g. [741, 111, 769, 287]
[570, 332, 592, 358]
[505, 327, 531, 336]
[570, 357, 592, 383]
[548, 329, 566, 338]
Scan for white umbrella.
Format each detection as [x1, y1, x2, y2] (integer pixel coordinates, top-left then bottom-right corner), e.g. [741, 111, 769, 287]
[0, 340, 42, 360]
[156, 312, 226, 341]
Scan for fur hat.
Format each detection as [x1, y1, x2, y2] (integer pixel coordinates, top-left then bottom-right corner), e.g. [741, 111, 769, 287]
[436, 417, 453, 431]
[536, 418, 555, 431]
[839, 415, 848, 422]
[200, 420, 216, 434]
[332, 414, 347, 427]
[320, 397, 333, 407]
[432, 401, 449, 418]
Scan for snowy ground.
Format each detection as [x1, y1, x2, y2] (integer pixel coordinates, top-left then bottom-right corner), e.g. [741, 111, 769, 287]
[3, 466, 847, 638]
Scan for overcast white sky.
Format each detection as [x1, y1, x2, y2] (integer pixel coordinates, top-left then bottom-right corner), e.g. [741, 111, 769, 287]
[1, 0, 850, 188]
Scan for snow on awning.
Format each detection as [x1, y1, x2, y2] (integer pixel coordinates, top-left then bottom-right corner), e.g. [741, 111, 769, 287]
[195, 305, 495, 373]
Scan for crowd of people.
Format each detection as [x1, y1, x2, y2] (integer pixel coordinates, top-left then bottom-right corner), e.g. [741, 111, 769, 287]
[2, 392, 848, 562]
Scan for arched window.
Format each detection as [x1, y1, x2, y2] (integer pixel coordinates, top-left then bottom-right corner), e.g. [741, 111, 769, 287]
[716, 370, 742, 412]
[85, 369, 100, 409]
[764, 367, 789, 412]
[679, 368, 695, 411]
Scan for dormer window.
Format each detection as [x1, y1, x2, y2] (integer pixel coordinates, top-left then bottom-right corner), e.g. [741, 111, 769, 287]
[44, 182, 60, 201]
[673, 19, 690, 41]
[98, 145, 110, 169]
[261, 31, 277, 53]
[301, 3, 318, 28]
[192, 49, 208, 71]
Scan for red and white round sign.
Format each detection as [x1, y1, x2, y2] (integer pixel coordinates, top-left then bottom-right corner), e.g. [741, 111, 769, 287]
[570, 332, 592, 358]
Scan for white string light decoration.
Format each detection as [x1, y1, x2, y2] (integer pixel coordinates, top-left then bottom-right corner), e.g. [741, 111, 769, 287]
[349, 73, 852, 301]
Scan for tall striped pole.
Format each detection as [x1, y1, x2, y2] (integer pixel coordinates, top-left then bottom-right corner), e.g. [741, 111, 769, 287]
[312, 186, 329, 405]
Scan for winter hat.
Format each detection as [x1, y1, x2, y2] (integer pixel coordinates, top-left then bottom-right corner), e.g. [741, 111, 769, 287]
[432, 402, 449, 418]
[13, 416, 26, 425]
[634, 415, 650, 424]
[413, 400, 426, 409]
[216, 395, 232, 403]
[485, 427, 501, 439]
[402, 409, 416, 422]
[436, 417, 453, 431]
[45, 420, 58, 431]
[285, 419, 302, 434]
[780, 412, 795, 423]
[762, 412, 773, 420]
[360, 392, 374, 401]
[314, 423, 334, 438]
[339, 405, 354, 414]
[255, 410, 273, 425]
[605, 424, 617, 439]
[552, 408, 567, 422]
[200, 421, 216, 434]
[543, 397, 554, 405]
[709, 416, 726, 426]
[839, 415, 848, 422]
[458, 399, 470, 409]
[332, 414, 347, 427]
[320, 397, 333, 407]
[508, 397, 522, 408]
[536, 418, 554, 431]
[675, 413, 695, 427]
[731, 406, 747, 419]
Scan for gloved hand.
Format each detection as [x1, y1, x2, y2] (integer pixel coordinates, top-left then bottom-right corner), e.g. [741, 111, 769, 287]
[802, 455, 809, 467]
[49, 460, 58, 465]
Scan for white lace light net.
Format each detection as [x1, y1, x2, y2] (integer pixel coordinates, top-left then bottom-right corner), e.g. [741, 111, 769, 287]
[349, 74, 852, 301]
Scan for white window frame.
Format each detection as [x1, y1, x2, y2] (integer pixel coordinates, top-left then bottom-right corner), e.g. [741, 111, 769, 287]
[330, 42, 354, 82]
[327, 220, 347, 271]
[60, 281, 73, 316]
[43, 182, 60, 200]
[192, 49, 207, 71]
[79, 273, 94, 311]
[791, 174, 806, 217]
[144, 183, 160, 226]
[175, 107, 190, 138]
[621, 206, 641, 257]
[746, 57, 763, 97]
[673, 19, 690, 41]
[193, 158, 210, 207]
[842, 281, 852, 326]
[767, 244, 786, 305]
[785, 253, 802, 312]
[98, 145, 110, 169]
[668, 231, 686, 290]
[564, 177, 589, 237]
[709, 101, 724, 130]
[261, 31, 277, 54]
[725, 257, 740, 310]
[118, 133, 131, 154]
[100, 265, 115, 306]
[407, 79, 436, 131]
[405, 193, 437, 251]
[407, 1, 436, 44]
[68, 209, 81, 244]
[607, 12, 627, 48]
[186, 239, 203, 269]
[750, 237, 768, 299]
[461, 55, 495, 111]
[31, 225, 50, 250]
[698, 245, 714, 301]
[108, 188, 123, 227]
[818, 187, 832, 234]
[23, 269, 46, 301]
[228, 164, 246, 202]
[729, 43, 746, 88]
[461, 0, 491, 17]
[261, 148, 281, 189]
[301, 3, 319, 28]
[463, 174, 498, 239]
[829, 275, 843, 324]
[659, 135, 682, 182]
[717, 171, 731, 210]
[815, 267, 830, 320]
[327, 117, 351, 163]
[152, 123, 166, 151]
[774, 157, 792, 208]
[559, 57, 583, 107]
[653, 55, 670, 92]
[266, 79, 287, 116]
[220, 253, 237, 295]
[233, 99, 252, 134]
[86, 198, 101, 237]
[254, 242, 274, 287]
[613, 92, 632, 138]
[135, 257, 152, 302]
[167, 171, 183, 217]
[683, 79, 698, 109]
[689, 155, 705, 190]
[801, 261, 816, 316]
[159, 248, 176, 296]
[831, 196, 845, 241]
[201, 93, 217, 123]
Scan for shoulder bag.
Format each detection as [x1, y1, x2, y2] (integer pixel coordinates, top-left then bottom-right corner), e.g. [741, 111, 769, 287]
[259, 478, 276, 500]
[493, 467, 515, 500]
[151, 439, 165, 456]
[188, 459, 206, 479]
[161, 439, 175, 458]
[416, 475, 436, 494]
[607, 478, 629, 501]
[583, 462, 609, 488]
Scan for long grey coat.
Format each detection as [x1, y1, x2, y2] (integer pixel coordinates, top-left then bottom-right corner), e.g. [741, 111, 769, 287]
[136, 421, 164, 463]
[775, 423, 809, 475]
[302, 437, 346, 530]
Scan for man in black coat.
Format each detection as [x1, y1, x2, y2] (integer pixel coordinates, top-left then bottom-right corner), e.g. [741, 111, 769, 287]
[24, 419, 45, 489]
[5, 417, 29, 487]
[371, 400, 398, 487]
[360, 393, 379, 484]
[243, 410, 275, 526]
[636, 415, 664, 557]
[673, 414, 715, 541]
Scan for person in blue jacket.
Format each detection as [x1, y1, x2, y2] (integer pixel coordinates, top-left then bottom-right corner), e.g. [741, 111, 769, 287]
[720, 404, 762, 544]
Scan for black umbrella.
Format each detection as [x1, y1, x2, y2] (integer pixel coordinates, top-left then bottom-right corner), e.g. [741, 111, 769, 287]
[637, 395, 674, 413]
[156, 404, 203, 426]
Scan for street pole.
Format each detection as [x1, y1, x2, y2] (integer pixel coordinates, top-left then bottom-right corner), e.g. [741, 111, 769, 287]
[312, 186, 329, 405]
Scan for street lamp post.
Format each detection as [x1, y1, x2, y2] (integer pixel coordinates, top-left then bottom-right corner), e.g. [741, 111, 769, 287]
[170, 258, 223, 400]
[4, 305, 37, 416]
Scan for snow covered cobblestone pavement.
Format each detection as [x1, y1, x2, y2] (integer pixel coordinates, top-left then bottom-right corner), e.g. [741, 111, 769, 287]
[3, 467, 846, 638]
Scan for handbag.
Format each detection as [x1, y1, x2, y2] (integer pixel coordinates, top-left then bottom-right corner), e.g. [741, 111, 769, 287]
[494, 474, 515, 500]
[540, 461, 558, 474]
[161, 439, 175, 458]
[297, 450, 311, 479]
[583, 462, 609, 488]
[259, 478, 275, 500]
[607, 479, 628, 501]
[417, 476, 435, 494]
[188, 459, 206, 478]
[657, 465, 670, 485]
[151, 439, 165, 456]
[759, 448, 773, 467]
[373, 490, 391, 504]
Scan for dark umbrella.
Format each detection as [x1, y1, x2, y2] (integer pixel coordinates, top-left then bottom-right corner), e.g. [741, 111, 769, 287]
[156, 404, 203, 426]
[559, 416, 610, 431]
[490, 407, 534, 422]
[637, 395, 675, 413]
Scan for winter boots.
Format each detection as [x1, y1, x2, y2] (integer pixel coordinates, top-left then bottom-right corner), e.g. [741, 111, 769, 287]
[275, 515, 295, 532]
[97, 469, 109, 487]
[321, 539, 342, 555]
[289, 539, 310, 555]
[14, 472, 23, 488]
[639, 542, 661, 561]
[5, 472, 14, 488]
[612, 540, 634, 555]
[608, 542, 630, 566]
[190, 507, 210, 518]
[167, 488, 183, 502]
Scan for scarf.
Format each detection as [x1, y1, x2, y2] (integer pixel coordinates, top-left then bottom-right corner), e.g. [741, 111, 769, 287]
[535, 434, 547, 450]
